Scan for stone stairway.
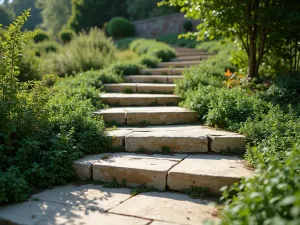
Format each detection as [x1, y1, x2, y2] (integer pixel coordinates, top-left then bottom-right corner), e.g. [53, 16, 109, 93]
[73, 47, 253, 194]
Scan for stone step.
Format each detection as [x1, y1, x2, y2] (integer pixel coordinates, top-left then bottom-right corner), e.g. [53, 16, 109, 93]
[171, 55, 211, 62]
[174, 47, 216, 54]
[106, 125, 245, 153]
[124, 75, 182, 84]
[100, 93, 180, 106]
[158, 61, 201, 68]
[73, 153, 252, 193]
[94, 106, 197, 125]
[141, 68, 185, 75]
[176, 52, 215, 57]
[103, 83, 175, 94]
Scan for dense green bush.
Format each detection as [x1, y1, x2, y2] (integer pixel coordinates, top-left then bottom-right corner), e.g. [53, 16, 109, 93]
[138, 55, 161, 68]
[107, 17, 135, 38]
[109, 62, 143, 76]
[43, 28, 116, 76]
[33, 30, 50, 43]
[156, 34, 197, 48]
[221, 144, 300, 224]
[0, 11, 111, 203]
[183, 20, 193, 32]
[59, 29, 73, 43]
[130, 39, 176, 62]
[115, 37, 137, 49]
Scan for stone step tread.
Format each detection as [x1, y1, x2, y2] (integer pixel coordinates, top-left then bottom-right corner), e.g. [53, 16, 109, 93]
[106, 125, 245, 153]
[94, 106, 197, 125]
[0, 184, 218, 225]
[100, 93, 180, 107]
[141, 68, 185, 75]
[73, 153, 253, 193]
[103, 83, 175, 94]
[171, 55, 211, 62]
[124, 75, 182, 84]
[158, 61, 201, 68]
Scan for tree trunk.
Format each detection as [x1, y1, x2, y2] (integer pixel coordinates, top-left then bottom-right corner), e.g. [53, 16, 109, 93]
[247, 33, 258, 78]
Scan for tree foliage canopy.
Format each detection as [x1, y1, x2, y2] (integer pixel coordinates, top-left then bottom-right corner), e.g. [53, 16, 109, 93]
[160, 0, 300, 78]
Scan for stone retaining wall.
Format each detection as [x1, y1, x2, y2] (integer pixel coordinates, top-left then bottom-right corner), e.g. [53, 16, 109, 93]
[133, 13, 198, 38]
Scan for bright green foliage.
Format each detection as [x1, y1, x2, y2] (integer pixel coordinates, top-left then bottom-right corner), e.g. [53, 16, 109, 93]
[183, 20, 193, 32]
[109, 62, 143, 76]
[107, 17, 135, 39]
[138, 55, 161, 68]
[36, 0, 72, 35]
[130, 39, 176, 62]
[68, 0, 128, 32]
[221, 144, 300, 224]
[156, 34, 197, 48]
[43, 28, 116, 76]
[33, 30, 50, 43]
[115, 37, 138, 50]
[159, 0, 300, 78]
[59, 29, 74, 43]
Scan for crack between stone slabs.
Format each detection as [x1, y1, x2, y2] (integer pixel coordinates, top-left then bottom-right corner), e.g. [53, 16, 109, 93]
[165, 154, 190, 190]
[108, 211, 190, 225]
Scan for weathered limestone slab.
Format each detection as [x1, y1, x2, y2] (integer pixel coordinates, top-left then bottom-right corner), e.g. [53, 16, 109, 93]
[125, 129, 208, 153]
[158, 61, 201, 68]
[168, 154, 253, 193]
[32, 184, 131, 211]
[73, 154, 110, 180]
[94, 110, 125, 124]
[150, 222, 184, 225]
[0, 201, 150, 225]
[124, 75, 168, 83]
[141, 68, 185, 75]
[167, 75, 183, 83]
[209, 135, 245, 152]
[107, 128, 134, 149]
[174, 48, 216, 54]
[171, 55, 205, 62]
[93, 153, 187, 190]
[137, 83, 175, 93]
[109, 192, 219, 225]
[103, 83, 137, 93]
[100, 93, 180, 106]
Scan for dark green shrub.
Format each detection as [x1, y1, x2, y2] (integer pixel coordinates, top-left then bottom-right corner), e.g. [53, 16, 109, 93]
[33, 30, 50, 43]
[183, 20, 193, 32]
[138, 55, 161, 68]
[221, 144, 300, 225]
[59, 29, 73, 43]
[108, 17, 135, 38]
[115, 37, 137, 50]
[130, 39, 176, 62]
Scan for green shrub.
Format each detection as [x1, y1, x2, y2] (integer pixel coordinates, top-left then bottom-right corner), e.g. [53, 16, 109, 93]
[130, 39, 176, 62]
[109, 62, 143, 76]
[221, 144, 300, 225]
[43, 28, 116, 76]
[196, 40, 223, 53]
[33, 30, 50, 43]
[108, 17, 135, 38]
[138, 55, 161, 68]
[156, 34, 197, 48]
[183, 20, 193, 32]
[115, 37, 137, 50]
[59, 29, 73, 43]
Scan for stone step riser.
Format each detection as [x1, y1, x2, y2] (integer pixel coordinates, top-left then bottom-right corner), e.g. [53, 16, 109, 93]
[158, 61, 201, 68]
[103, 84, 175, 94]
[100, 96, 180, 107]
[176, 52, 214, 57]
[73, 153, 252, 193]
[124, 76, 183, 84]
[97, 111, 197, 125]
[174, 48, 216, 54]
[141, 69, 184, 75]
[171, 55, 211, 62]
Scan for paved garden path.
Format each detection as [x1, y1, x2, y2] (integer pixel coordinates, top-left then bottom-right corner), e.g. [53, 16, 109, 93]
[0, 48, 253, 225]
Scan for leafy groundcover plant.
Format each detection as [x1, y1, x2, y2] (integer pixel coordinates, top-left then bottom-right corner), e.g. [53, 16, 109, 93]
[0, 10, 110, 203]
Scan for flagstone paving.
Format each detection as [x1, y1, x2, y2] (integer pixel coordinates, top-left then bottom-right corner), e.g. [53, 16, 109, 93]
[0, 47, 253, 224]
